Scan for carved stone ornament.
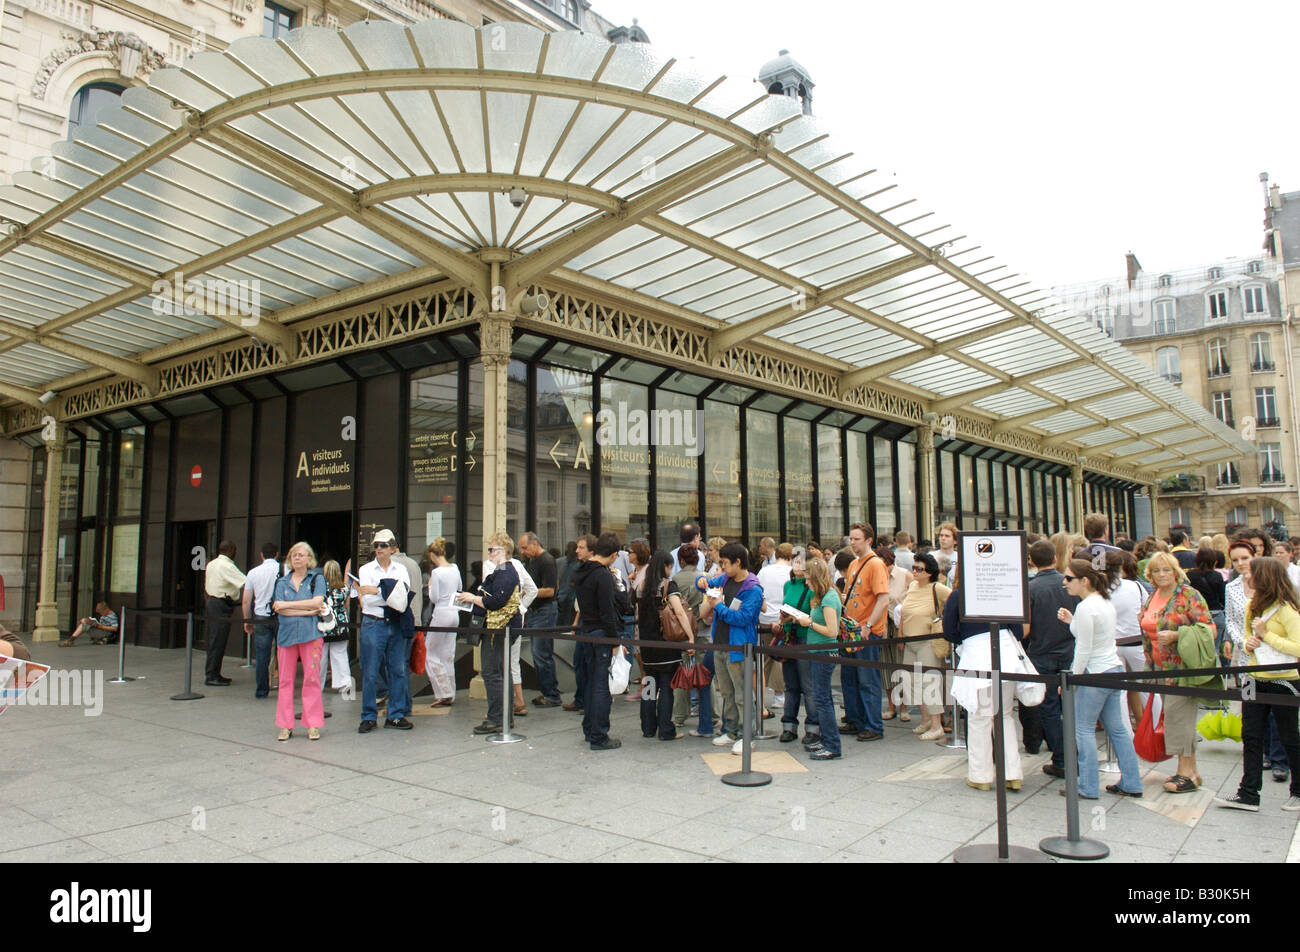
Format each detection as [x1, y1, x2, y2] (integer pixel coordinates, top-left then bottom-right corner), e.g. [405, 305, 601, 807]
[230, 0, 255, 25]
[30, 30, 166, 99]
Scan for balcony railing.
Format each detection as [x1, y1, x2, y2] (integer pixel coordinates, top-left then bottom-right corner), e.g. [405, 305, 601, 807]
[1160, 475, 1205, 493]
[1216, 475, 1240, 488]
[1208, 366, 1231, 379]
[1257, 416, 1281, 428]
[1251, 360, 1276, 372]
[1161, 372, 1183, 384]
[1261, 471, 1287, 485]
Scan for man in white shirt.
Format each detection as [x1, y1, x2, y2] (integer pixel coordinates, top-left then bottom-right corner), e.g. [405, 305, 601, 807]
[203, 540, 246, 687]
[757, 542, 793, 700]
[391, 544, 424, 627]
[354, 529, 414, 733]
[669, 522, 707, 576]
[241, 542, 281, 699]
[759, 537, 776, 568]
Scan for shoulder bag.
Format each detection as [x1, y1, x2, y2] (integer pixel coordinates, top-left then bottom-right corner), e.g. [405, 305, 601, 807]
[657, 580, 692, 643]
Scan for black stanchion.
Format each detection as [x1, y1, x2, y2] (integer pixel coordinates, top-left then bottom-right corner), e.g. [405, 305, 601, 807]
[722, 641, 771, 787]
[107, 604, 141, 684]
[1041, 671, 1110, 860]
[170, 611, 203, 701]
[953, 624, 1050, 865]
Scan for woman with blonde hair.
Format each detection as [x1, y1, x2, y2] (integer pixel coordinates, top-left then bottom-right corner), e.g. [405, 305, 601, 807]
[319, 560, 353, 695]
[1211, 533, 1231, 581]
[1050, 531, 1072, 575]
[272, 541, 327, 741]
[459, 531, 523, 734]
[1141, 550, 1216, 793]
[792, 557, 843, 761]
[424, 537, 461, 708]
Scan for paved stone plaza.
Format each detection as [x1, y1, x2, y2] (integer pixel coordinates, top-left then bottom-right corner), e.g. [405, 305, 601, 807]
[2, 644, 1294, 863]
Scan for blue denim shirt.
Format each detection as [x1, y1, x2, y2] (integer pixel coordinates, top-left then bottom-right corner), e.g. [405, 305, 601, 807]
[273, 570, 325, 647]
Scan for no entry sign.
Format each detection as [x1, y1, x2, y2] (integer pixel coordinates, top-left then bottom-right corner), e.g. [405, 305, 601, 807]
[190, 465, 202, 487]
[957, 530, 1028, 623]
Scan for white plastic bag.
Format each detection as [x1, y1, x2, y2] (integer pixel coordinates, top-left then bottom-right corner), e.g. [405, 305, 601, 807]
[384, 581, 410, 613]
[608, 645, 631, 695]
[1013, 648, 1046, 708]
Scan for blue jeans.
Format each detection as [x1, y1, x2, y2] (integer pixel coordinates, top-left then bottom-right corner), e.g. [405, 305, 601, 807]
[1074, 670, 1142, 798]
[840, 642, 883, 733]
[580, 632, 613, 746]
[1266, 714, 1290, 769]
[1031, 654, 1069, 768]
[809, 647, 841, 755]
[781, 654, 818, 731]
[360, 616, 411, 721]
[252, 618, 275, 697]
[527, 602, 561, 703]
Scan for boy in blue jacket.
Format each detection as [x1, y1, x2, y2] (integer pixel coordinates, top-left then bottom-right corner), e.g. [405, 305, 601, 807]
[700, 542, 764, 747]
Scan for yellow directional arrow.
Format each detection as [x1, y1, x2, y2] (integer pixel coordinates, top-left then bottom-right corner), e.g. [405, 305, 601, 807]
[549, 439, 567, 468]
[466, 455, 477, 472]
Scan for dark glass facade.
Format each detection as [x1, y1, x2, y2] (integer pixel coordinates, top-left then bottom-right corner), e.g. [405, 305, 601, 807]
[19, 327, 1138, 640]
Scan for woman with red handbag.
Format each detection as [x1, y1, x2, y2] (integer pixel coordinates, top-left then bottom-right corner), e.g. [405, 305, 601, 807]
[638, 550, 695, 741]
[1140, 551, 1214, 794]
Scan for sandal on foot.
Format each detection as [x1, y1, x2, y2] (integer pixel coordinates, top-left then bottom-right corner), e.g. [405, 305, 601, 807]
[899, 711, 912, 722]
[1164, 775, 1197, 794]
[882, 710, 896, 721]
[58, 638, 75, 647]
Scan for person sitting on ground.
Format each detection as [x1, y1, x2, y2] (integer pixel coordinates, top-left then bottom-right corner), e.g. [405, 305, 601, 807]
[60, 601, 118, 647]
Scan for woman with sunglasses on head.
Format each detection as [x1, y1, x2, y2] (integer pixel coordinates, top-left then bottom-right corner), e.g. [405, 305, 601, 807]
[1215, 556, 1300, 812]
[458, 532, 523, 736]
[898, 551, 951, 741]
[1141, 551, 1215, 793]
[1056, 554, 1143, 799]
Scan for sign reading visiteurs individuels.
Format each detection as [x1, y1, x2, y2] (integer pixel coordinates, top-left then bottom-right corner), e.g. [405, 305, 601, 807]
[957, 530, 1029, 623]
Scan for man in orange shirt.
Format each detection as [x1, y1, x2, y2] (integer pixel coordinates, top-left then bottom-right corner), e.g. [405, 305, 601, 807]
[841, 523, 890, 741]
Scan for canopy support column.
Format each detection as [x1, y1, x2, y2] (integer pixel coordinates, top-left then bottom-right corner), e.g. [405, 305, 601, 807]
[32, 425, 64, 642]
[1071, 461, 1086, 532]
[916, 421, 936, 543]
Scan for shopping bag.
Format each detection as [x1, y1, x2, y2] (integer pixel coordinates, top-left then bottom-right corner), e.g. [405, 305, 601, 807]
[1197, 707, 1243, 743]
[608, 646, 631, 695]
[408, 631, 426, 674]
[671, 660, 695, 691]
[1133, 692, 1170, 762]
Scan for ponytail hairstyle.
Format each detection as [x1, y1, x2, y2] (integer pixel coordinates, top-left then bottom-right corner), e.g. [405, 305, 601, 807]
[1067, 551, 1121, 599]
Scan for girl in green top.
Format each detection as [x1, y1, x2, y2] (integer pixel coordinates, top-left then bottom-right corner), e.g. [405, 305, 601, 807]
[798, 558, 843, 760]
[776, 547, 818, 744]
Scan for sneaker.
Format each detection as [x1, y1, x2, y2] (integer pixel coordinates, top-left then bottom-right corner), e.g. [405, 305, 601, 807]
[712, 733, 736, 747]
[590, 738, 622, 751]
[806, 741, 825, 753]
[731, 738, 744, 756]
[384, 717, 413, 730]
[532, 696, 562, 708]
[801, 732, 821, 747]
[1273, 767, 1290, 783]
[357, 720, 376, 734]
[778, 730, 798, 743]
[810, 748, 841, 761]
[688, 728, 715, 738]
[856, 730, 882, 742]
[1214, 794, 1259, 812]
[1041, 763, 1066, 779]
[1282, 797, 1300, 813]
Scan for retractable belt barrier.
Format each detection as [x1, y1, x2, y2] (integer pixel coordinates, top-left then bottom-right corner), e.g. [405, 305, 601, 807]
[119, 611, 1297, 862]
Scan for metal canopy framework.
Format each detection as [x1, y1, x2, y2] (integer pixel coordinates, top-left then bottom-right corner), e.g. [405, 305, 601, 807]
[0, 19, 1249, 480]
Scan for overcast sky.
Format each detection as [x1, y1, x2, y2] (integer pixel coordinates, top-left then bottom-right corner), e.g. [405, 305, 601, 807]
[591, 0, 1300, 289]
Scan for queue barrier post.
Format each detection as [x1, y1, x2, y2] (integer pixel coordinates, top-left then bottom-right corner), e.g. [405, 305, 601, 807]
[1040, 671, 1110, 860]
[240, 618, 253, 669]
[107, 604, 142, 684]
[722, 640, 772, 787]
[170, 610, 204, 701]
[490, 626, 524, 745]
[754, 635, 775, 740]
[953, 625, 1051, 864]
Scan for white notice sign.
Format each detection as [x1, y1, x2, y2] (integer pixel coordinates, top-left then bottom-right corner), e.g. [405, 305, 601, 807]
[958, 531, 1028, 623]
[425, 511, 443, 544]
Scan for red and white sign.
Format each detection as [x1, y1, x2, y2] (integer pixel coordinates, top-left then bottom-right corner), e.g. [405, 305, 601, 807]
[190, 465, 203, 487]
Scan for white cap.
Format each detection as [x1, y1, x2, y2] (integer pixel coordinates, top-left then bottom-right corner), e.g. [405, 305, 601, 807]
[371, 528, 396, 545]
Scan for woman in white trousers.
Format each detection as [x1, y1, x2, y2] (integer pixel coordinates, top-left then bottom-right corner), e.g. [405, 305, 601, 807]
[424, 539, 462, 706]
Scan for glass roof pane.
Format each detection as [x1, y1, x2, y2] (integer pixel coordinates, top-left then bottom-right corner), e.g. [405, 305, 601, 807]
[708, 382, 754, 405]
[660, 370, 713, 395]
[606, 357, 666, 384]
[543, 341, 608, 372]
[480, 21, 544, 74]
[184, 50, 268, 98]
[344, 351, 396, 376]
[227, 35, 314, 83]
[160, 393, 218, 416]
[343, 21, 421, 70]
[408, 19, 478, 71]
[134, 404, 165, 421]
[542, 31, 615, 82]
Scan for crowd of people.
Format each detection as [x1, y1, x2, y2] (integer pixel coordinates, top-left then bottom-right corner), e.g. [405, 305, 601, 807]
[57, 514, 1300, 807]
